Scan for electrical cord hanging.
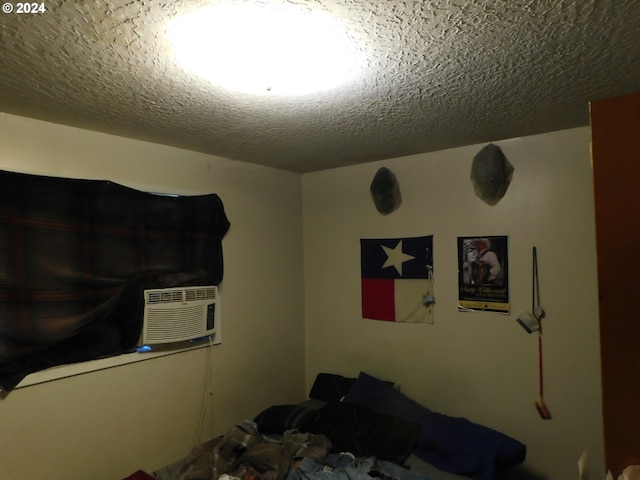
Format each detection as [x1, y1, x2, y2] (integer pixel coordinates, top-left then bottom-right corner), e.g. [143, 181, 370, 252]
[195, 335, 215, 446]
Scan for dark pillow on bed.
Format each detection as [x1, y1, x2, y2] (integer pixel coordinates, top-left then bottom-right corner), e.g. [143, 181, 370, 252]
[308, 373, 357, 402]
[306, 401, 420, 465]
[253, 404, 319, 434]
[121, 471, 155, 480]
[343, 371, 427, 421]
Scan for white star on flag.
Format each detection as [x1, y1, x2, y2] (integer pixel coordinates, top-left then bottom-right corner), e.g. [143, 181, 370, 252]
[381, 240, 415, 276]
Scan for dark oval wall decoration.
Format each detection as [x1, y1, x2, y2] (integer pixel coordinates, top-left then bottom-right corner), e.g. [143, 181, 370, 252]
[470, 143, 514, 206]
[370, 166, 402, 214]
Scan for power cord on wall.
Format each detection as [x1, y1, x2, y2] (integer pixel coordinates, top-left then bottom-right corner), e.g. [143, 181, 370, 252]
[194, 335, 215, 446]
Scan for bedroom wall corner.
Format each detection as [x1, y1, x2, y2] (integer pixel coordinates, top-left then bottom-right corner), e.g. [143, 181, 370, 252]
[301, 126, 604, 479]
[0, 113, 307, 480]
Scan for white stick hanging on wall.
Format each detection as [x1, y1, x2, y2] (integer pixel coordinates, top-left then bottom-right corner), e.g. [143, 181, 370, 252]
[517, 246, 551, 419]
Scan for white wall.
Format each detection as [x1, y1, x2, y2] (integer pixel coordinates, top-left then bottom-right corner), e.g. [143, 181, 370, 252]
[0, 115, 605, 480]
[302, 127, 604, 479]
[0, 113, 306, 480]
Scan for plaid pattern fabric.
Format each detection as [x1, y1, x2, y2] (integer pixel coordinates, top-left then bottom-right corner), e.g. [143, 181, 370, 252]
[0, 170, 230, 367]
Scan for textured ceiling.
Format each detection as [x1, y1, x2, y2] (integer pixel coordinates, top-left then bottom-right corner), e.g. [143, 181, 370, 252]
[1, 0, 639, 173]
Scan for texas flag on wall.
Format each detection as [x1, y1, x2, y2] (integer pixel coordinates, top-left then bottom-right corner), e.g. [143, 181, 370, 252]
[360, 235, 434, 323]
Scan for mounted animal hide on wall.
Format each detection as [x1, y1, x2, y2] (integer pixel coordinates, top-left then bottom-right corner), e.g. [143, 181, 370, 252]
[470, 144, 514, 206]
[370, 167, 402, 214]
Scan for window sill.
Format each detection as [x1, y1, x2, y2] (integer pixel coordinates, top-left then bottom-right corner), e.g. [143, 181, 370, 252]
[13, 335, 220, 390]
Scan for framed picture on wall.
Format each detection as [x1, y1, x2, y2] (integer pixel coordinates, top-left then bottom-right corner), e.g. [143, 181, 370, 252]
[457, 235, 509, 314]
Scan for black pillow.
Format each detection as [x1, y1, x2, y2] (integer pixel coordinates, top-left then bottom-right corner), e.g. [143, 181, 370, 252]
[253, 404, 318, 434]
[308, 373, 356, 403]
[305, 401, 421, 465]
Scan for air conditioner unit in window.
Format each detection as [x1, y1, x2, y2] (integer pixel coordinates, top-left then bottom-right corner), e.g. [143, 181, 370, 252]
[139, 285, 219, 346]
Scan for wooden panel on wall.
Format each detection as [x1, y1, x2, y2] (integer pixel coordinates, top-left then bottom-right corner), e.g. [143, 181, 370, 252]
[591, 91, 640, 476]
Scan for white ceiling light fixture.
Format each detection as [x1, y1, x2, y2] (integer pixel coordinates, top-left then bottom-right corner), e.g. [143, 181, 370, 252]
[167, 2, 364, 96]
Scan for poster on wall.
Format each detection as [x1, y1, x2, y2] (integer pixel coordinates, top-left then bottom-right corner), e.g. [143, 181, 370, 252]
[457, 235, 509, 314]
[360, 235, 434, 323]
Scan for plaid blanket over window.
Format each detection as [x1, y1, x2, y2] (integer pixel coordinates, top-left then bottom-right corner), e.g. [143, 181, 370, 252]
[0, 170, 230, 390]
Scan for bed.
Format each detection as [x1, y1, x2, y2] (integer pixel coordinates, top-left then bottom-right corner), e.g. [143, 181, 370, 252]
[124, 372, 526, 480]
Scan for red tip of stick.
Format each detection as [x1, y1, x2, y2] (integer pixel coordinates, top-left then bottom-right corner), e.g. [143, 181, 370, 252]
[535, 400, 552, 420]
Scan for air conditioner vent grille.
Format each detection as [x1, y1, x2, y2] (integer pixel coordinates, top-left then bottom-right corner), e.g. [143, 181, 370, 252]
[145, 305, 205, 342]
[147, 290, 184, 304]
[185, 286, 217, 301]
[146, 286, 217, 304]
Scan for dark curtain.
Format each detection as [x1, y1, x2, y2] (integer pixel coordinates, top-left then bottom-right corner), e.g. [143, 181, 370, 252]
[0, 170, 230, 391]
